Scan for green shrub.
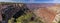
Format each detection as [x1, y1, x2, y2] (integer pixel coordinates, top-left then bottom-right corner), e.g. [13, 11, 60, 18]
[16, 12, 33, 23]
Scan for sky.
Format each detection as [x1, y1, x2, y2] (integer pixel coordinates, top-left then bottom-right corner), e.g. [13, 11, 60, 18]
[0, 0, 60, 3]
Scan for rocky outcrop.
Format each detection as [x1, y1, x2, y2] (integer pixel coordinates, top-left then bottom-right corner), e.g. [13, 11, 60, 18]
[1, 3, 30, 23]
[33, 6, 56, 23]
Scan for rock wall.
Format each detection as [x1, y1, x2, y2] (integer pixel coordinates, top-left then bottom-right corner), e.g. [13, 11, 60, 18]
[34, 6, 56, 23]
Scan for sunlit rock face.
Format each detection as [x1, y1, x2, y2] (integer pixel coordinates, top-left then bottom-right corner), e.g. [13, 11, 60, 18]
[34, 8, 56, 23]
[33, 4, 60, 23]
[33, 4, 57, 23]
[52, 4, 60, 23]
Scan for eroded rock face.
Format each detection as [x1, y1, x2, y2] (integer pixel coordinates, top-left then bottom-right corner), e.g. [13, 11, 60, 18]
[52, 4, 60, 23]
[34, 7, 56, 23]
[0, 3, 29, 23]
[33, 4, 60, 23]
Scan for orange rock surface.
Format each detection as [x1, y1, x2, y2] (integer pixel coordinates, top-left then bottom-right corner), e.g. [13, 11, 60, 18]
[34, 7, 56, 23]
